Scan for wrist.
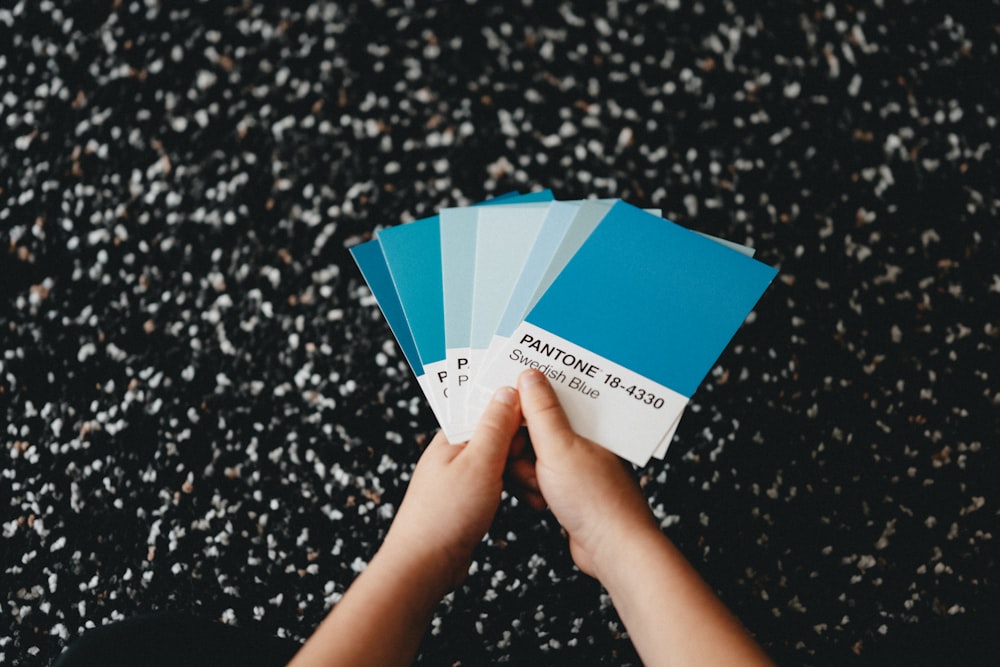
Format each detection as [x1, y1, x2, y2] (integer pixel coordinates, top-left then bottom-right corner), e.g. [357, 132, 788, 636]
[379, 529, 466, 598]
[590, 521, 668, 584]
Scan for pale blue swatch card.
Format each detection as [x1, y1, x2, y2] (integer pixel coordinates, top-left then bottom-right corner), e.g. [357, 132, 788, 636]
[525, 199, 617, 313]
[469, 203, 554, 349]
[439, 206, 481, 427]
[437, 201, 554, 438]
[493, 201, 583, 339]
[440, 207, 479, 354]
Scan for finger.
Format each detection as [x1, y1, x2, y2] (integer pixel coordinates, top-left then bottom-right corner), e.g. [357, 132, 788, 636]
[517, 369, 576, 459]
[428, 430, 451, 447]
[506, 456, 539, 494]
[465, 386, 522, 472]
[503, 464, 547, 512]
[417, 429, 444, 452]
[508, 427, 530, 460]
[522, 489, 547, 511]
[420, 429, 464, 463]
[508, 484, 547, 512]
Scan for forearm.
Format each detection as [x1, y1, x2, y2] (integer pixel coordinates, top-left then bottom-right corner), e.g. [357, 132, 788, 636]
[594, 527, 773, 667]
[288, 545, 450, 667]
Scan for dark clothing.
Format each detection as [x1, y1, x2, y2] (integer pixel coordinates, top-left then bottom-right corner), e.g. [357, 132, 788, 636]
[53, 611, 301, 667]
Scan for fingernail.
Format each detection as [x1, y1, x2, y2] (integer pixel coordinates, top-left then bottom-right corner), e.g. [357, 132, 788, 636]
[519, 369, 545, 386]
[493, 386, 518, 405]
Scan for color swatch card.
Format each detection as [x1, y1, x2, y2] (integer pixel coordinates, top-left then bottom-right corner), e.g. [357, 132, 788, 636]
[442, 202, 554, 439]
[467, 199, 663, 416]
[472, 201, 777, 465]
[351, 192, 520, 430]
[357, 191, 552, 443]
[439, 205, 480, 431]
[453, 199, 656, 437]
[352, 192, 776, 465]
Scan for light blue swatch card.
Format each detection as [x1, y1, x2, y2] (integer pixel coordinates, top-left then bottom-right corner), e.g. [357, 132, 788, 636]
[523, 199, 617, 314]
[436, 201, 554, 438]
[439, 206, 481, 427]
[493, 201, 583, 340]
[475, 201, 777, 465]
[440, 207, 480, 353]
[469, 203, 554, 348]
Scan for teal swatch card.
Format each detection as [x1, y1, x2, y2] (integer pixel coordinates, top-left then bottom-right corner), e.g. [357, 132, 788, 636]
[375, 190, 552, 440]
[350, 239, 423, 376]
[351, 192, 520, 429]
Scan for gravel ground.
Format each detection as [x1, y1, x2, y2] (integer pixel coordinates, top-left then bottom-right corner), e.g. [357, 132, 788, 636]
[3, 1, 998, 664]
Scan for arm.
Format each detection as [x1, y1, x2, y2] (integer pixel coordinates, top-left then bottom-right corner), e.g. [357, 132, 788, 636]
[288, 386, 522, 667]
[512, 369, 773, 666]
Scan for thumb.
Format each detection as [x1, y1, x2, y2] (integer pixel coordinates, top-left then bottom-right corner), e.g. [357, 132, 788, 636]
[517, 369, 576, 460]
[465, 385, 521, 472]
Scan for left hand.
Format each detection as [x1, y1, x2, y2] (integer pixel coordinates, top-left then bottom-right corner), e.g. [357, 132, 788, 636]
[381, 386, 522, 592]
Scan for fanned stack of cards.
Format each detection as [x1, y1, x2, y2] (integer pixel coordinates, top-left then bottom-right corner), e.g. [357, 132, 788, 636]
[351, 191, 777, 466]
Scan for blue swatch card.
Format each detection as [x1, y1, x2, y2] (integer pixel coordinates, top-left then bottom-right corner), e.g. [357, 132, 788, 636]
[474, 201, 777, 465]
[476, 200, 666, 385]
[647, 235, 758, 460]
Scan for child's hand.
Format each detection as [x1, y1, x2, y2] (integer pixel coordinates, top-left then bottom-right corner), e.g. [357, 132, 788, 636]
[295, 372, 772, 667]
[381, 386, 522, 593]
[295, 371, 771, 667]
[511, 369, 659, 578]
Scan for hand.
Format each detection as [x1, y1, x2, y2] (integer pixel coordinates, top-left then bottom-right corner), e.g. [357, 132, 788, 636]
[290, 387, 522, 667]
[294, 372, 772, 667]
[512, 369, 775, 666]
[510, 369, 659, 578]
[381, 385, 522, 593]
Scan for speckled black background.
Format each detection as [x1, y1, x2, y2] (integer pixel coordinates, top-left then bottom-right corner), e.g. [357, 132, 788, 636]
[3, 1, 998, 665]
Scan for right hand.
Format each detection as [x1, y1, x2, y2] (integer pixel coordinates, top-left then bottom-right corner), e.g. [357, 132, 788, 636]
[511, 369, 660, 578]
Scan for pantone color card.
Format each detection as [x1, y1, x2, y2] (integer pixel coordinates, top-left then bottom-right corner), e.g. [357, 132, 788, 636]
[469, 199, 664, 416]
[646, 235, 759, 460]
[439, 206, 479, 431]
[353, 191, 776, 465]
[371, 190, 552, 442]
[351, 234, 454, 428]
[353, 192, 520, 436]
[473, 201, 778, 465]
